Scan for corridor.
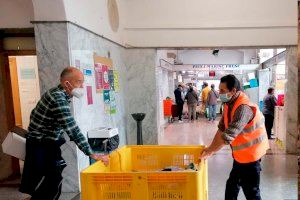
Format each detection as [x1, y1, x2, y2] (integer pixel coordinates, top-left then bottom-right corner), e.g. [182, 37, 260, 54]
[159, 118, 297, 200]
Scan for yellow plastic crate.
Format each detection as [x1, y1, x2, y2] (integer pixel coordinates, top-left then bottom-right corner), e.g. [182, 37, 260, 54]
[81, 145, 208, 200]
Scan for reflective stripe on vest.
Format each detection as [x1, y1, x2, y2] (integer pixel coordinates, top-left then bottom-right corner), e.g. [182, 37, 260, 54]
[242, 118, 265, 134]
[232, 134, 266, 151]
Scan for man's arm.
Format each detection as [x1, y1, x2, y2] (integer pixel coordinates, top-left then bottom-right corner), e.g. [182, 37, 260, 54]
[200, 105, 254, 159]
[220, 105, 254, 144]
[271, 96, 277, 107]
[52, 100, 109, 165]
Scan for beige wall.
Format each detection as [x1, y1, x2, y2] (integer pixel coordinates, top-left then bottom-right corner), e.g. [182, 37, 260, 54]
[123, 0, 297, 47]
[0, 0, 34, 28]
[1, 0, 297, 47]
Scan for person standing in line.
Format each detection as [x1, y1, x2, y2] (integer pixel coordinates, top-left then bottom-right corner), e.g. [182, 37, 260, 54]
[262, 87, 277, 139]
[174, 83, 185, 122]
[19, 67, 109, 200]
[185, 85, 199, 121]
[200, 74, 269, 200]
[201, 82, 210, 117]
[207, 84, 219, 121]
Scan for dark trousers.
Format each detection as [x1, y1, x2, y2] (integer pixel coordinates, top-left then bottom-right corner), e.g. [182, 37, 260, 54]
[20, 139, 66, 200]
[177, 103, 184, 120]
[225, 160, 261, 200]
[264, 114, 274, 139]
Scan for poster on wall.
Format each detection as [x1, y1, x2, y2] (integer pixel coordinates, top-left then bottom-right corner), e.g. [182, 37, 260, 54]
[94, 63, 103, 93]
[75, 59, 81, 68]
[103, 90, 110, 104]
[108, 70, 115, 91]
[102, 65, 110, 90]
[86, 86, 93, 105]
[113, 71, 120, 92]
[110, 91, 117, 114]
[20, 68, 36, 79]
[104, 104, 111, 114]
[93, 54, 118, 115]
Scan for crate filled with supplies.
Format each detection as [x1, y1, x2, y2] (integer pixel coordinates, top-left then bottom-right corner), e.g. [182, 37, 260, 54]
[81, 145, 208, 200]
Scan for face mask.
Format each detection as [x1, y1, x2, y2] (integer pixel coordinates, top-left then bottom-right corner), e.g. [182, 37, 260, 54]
[65, 81, 84, 99]
[220, 93, 232, 103]
[72, 88, 84, 98]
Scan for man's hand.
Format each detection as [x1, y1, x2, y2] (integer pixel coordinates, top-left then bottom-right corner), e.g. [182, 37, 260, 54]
[199, 148, 214, 160]
[90, 154, 109, 166]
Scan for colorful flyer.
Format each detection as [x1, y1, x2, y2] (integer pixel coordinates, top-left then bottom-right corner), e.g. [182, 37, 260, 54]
[113, 71, 120, 92]
[103, 90, 110, 104]
[102, 65, 110, 90]
[104, 104, 111, 114]
[83, 69, 92, 76]
[108, 70, 115, 91]
[94, 63, 103, 93]
[86, 86, 93, 105]
[110, 91, 117, 114]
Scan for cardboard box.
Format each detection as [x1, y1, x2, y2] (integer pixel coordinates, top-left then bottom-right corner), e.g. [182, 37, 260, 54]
[2, 132, 26, 160]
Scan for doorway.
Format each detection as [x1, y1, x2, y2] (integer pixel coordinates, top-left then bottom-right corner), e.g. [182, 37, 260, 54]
[8, 56, 40, 130]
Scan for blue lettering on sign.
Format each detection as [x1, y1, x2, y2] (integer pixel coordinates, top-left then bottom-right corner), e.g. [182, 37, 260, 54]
[193, 64, 239, 69]
[83, 69, 92, 76]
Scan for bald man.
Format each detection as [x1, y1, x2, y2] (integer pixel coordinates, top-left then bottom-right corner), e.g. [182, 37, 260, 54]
[20, 67, 108, 200]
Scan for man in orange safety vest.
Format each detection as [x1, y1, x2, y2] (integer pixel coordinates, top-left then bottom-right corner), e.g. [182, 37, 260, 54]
[200, 74, 269, 200]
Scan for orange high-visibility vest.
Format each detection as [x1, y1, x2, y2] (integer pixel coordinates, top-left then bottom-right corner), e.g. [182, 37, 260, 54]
[224, 92, 269, 163]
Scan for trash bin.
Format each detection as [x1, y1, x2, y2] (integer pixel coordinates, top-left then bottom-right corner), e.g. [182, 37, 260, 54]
[87, 127, 119, 164]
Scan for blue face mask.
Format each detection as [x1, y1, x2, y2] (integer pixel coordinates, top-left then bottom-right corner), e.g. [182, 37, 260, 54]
[220, 93, 232, 103]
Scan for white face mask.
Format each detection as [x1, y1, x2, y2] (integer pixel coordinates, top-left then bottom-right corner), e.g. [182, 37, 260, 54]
[65, 81, 84, 99]
[72, 88, 84, 98]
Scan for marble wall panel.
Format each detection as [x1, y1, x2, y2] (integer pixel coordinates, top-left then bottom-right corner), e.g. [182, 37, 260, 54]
[34, 22, 79, 192]
[285, 46, 298, 154]
[123, 49, 158, 145]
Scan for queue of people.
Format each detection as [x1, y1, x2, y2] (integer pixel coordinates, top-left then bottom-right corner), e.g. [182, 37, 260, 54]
[174, 82, 219, 122]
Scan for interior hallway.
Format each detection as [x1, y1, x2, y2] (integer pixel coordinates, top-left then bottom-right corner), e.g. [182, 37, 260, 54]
[159, 118, 297, 200]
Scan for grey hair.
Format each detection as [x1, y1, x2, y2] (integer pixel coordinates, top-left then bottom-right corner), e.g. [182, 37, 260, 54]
[60, 67, 77, 81]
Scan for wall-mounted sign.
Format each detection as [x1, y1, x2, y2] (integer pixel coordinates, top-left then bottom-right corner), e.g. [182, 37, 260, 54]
[102, 65, 110, 90]
[108, 70, 115, 90]
[103, 90, 110, 104]
[173, 64, 259, 72]
[86, 86, 93, 105]
[83, 69, 93, 76]
[20, 68, 36, 79]
[94, 63, 103, 93]
[113, 71, 120, 92]
[193, 64, 239, 69]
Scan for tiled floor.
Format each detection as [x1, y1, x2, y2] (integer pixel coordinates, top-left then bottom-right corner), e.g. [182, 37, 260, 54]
[0, 188, 79, 200]
[159, 118, 298, 200]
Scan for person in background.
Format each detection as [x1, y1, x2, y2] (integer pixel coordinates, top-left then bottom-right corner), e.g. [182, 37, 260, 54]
[200, 74, 269, 200]
[262, 87, 277, 139]
[185, 85, 199, 121]
[201, 82, 210, 117]
[174, 83, 185, 122]
[20, 67, 109, 200]
[207, 84, 219, 121]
